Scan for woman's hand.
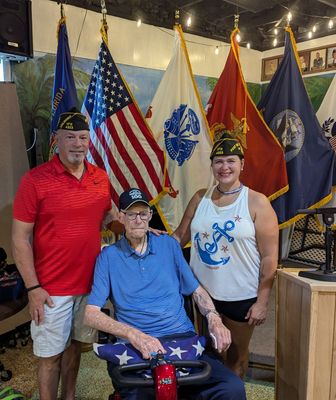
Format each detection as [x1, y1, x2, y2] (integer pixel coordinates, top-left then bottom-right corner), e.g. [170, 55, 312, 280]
[245, 301, 267, 326]
[148, 227, 167, 237]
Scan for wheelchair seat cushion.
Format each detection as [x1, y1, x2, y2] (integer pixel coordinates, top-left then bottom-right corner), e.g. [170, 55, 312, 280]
[93, 334, 206, 366]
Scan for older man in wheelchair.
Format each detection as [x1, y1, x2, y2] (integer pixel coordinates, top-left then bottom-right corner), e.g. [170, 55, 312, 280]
[84, 188, 246, 400]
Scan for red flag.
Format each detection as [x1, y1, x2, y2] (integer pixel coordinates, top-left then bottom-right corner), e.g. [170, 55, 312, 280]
[206, 29, 288, 201]
[81, 27, 170, 208]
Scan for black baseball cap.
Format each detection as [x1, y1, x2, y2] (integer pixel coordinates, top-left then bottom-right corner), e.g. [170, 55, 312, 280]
[119, 188, 150, 210]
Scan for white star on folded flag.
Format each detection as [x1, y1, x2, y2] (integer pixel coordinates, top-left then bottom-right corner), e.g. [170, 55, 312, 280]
[168, 346, 188, 360]
[192, 340, 205, 356]
[116, 350, 134, 365]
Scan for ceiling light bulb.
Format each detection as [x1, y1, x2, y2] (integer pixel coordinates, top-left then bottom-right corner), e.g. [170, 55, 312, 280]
[136, 18, 142, 28]
[328, 19, 334, 29]
[236, 33, 241, 42]
[273, 38, 278, 47]
[308, 31, 312, 39]
[312, 25, 317, 32]
[215, 46, 219, 55]
[187, 16, 192, 27]
[247, 42, 251, 49]
[274, 28, 278, 35]
[287, 12, 292, 22]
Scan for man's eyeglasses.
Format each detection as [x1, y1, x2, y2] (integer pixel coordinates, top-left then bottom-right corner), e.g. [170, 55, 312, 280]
[121, 210, 153, 221]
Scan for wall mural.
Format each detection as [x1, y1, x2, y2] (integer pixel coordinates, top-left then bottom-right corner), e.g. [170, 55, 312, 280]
[12, 52, 332, 167]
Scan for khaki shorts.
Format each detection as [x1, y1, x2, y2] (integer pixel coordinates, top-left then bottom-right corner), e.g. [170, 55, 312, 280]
[31, 294, 96, 358]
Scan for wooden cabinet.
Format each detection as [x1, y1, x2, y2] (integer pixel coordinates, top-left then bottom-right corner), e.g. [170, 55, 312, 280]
[276, 271, 336, 400]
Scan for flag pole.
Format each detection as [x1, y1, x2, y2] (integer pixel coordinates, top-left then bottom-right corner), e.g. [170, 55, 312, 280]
[175, 9, 180, 28]
[60, 2, 64, 19]
[100, 0, 108, 44]
[234, 14, 239, 29]
[233, 14, 247, 135]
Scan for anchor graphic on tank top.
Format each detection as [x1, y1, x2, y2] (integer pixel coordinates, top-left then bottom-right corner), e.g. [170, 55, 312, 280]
[194, 220, 235, 267]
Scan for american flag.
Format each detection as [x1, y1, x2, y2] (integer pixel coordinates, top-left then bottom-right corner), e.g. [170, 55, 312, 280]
[94, 335, 206, 366]
[82, 36, 169, 207]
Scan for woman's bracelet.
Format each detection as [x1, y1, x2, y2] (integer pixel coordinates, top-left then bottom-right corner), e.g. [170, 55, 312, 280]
[26, 284, 41, 292]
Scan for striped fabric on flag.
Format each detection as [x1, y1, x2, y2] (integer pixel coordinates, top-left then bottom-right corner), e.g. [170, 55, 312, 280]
[81, 34, 168, 208]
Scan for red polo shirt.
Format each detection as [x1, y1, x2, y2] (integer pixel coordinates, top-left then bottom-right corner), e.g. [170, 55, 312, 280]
[13, 155, 111, 295]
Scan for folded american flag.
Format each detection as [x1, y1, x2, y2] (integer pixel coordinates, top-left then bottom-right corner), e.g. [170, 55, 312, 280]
[93, 335, 206, 366]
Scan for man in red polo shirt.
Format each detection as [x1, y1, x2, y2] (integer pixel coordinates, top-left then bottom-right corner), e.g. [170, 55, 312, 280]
[12, 109, 112, 400]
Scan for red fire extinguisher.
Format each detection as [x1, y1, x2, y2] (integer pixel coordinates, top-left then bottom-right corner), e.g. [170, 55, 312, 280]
[151, 351, 177, 400]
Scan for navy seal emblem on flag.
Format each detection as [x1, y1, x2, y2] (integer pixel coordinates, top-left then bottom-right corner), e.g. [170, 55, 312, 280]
[270, 109, 305, 162]
[164, 104, 200, 166]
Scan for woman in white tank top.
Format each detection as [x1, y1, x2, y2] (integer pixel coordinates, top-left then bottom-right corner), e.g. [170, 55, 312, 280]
[173, 132, 278, 378]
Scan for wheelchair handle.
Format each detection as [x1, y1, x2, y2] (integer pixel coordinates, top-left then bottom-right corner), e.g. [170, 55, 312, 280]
[175, 361, 211, 386]
[110, 360, 211, 388]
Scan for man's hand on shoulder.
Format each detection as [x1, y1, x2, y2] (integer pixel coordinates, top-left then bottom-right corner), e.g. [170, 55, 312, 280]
[148, 227, 167, 236]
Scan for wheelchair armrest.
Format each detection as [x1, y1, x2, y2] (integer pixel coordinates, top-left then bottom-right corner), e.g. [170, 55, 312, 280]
[98, 308, 117, 344]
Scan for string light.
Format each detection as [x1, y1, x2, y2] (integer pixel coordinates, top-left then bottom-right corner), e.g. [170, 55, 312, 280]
[153, 9, 335, 51]
[136, 18, 142, 28]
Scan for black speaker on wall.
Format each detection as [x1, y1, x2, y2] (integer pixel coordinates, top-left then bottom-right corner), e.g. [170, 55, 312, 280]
[0, 0, 33, 60]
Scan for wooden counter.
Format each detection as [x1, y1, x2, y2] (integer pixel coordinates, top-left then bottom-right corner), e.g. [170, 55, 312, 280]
[276, 270, 336, 400]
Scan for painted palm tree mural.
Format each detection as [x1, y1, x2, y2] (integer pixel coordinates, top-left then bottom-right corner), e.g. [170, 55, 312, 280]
[12, 54, 91, 165]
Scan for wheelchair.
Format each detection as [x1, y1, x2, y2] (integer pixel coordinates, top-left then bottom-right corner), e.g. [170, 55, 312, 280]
[96, 299, 213, 400]
[108, 354, 212, 399]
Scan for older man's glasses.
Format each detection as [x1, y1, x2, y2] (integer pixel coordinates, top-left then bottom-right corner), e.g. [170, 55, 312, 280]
[121, 210, 152, 221]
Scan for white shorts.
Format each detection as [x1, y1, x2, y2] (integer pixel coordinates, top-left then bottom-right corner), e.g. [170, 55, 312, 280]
[31, 295, 96, 358]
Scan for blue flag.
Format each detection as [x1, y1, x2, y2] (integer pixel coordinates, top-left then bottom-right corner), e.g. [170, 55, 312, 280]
[258, 28, 335, 228]
[50, 17, 78, 150]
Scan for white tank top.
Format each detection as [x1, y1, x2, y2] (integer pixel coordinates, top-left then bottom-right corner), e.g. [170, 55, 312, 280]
[190, 185, 260, 301]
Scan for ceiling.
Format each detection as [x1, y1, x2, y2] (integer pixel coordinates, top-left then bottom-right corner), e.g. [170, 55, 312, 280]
[53, 0, 336, 51]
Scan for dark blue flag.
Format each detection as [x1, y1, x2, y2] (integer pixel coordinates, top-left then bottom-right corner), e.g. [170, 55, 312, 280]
[50, 16, 78, 154]
[258, 27, 335, 228]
